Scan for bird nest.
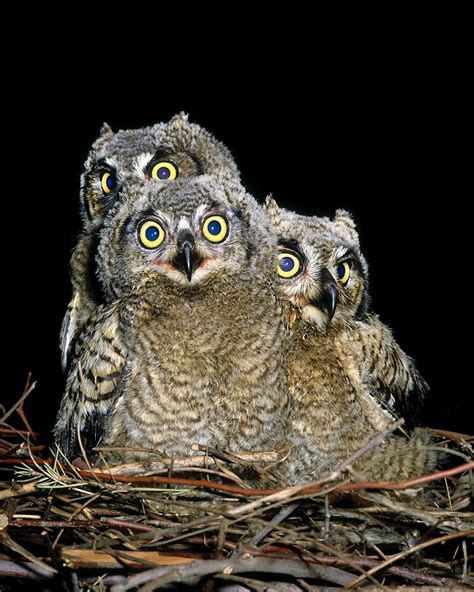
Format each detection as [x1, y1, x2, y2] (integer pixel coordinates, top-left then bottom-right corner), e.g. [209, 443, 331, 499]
[0, 379, 473, 591]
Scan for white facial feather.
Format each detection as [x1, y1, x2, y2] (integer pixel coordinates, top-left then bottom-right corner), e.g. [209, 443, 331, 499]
[104, 157, 120, 171]
[132, 153, 155, 178]
[154, 258, 227, 286]
[333, 245, 351, 263]
[301, 305, 328, 329]
[281, 243, 324, 303]
[176, 217, 192, 232]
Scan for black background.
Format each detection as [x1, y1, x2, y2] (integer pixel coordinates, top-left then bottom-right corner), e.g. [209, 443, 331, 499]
[2, 39, 469, 437]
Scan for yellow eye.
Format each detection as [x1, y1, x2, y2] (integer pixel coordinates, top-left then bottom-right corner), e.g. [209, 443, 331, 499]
[138, 220, 165, 249]
[277, 252, 301, 278]
[100, 171, 116, 194]
[337, 261, 352, 284]
[202, 215, 228, 243]
[150, 161, 178, 181]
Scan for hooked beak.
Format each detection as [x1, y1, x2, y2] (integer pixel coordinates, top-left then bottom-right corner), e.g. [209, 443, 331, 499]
[181, 242, 194, 281]
[172, 232, 202, 281]
[310, 268, 338, 321]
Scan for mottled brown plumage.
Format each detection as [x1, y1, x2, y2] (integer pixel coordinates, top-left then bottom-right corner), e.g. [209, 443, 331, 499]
[265, 197, 435, 484]
[55, 180, 288, 463]
[61, 114, 241, 370]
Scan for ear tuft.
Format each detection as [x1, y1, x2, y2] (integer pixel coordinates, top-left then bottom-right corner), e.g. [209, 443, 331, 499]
[264, 194, 280, 213]
[334, 209, 359, 242]
[99, 122, 114, 139]
[169, 112, 190, 127]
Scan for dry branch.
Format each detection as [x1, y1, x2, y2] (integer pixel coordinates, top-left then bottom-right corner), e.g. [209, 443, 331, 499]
[100, 448, 286, 477]
[0, 374, 37, 425]
[60, 548, 194, 569]
[110, 557, 356, 591]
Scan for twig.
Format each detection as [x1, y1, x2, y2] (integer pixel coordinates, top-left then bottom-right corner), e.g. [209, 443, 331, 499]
[324, 494, 330, 542]
[361, 492, 452, 528]
[9, 517, 157, 532]
[420, 556, 453, 571]
[0, 558, 55, 580]
[327, 418, 404, 478]
[103, 518, 158, 532]
[0, 375, 37, 424]
[78, 468, 282, 495]
[123, 509, 224, 543]
[233, 502, 300, 558]
[0, 427, 40, 437]
[105, 449, 287, 476]
[215, 519, 228, 558]
[68, 491, 101, 521]
[0, 530, 57, 574]
[60, 548, 194, 569]
[214, 573, 306, 591]
[103, 463, 255, 485]
[1, 444, 47, 456]
[94, 446, 163, 454]
[9, 519, 102, 528]
[15, 389, 37, 442]
[427, 428, 474, 442]
[297, 582, 321, 592]
[110, 557, 356, 591]
[346, 529, 474, 588]
[462, 539, 469, 585]
[0, 481, 40, 500]
[306, 539, 381, 587]
[191, 444, 291, 467]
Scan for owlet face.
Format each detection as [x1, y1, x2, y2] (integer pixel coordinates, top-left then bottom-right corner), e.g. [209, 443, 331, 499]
[81, 113, 240, 225]
[265, 197, 369, 329]
[97, 179, 252, 299]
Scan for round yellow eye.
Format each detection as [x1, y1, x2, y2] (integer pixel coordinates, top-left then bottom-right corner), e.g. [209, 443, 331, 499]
[150, 161, 178, 181]
[202, 215, 228, 243]
[138, 220, 165, 249]
[277, 252, 301, 278]
[337, 261, 352, 284]
[100, 171, 116, 194]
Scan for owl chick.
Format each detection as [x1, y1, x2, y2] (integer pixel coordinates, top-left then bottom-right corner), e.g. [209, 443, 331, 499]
[54, 179, 287, 463]
[61, 113, 241, 371]
[265, 197, 435, 483]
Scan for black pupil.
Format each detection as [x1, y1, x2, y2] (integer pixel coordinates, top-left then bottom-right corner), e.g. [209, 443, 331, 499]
[280, 256, 295, 272]
[208, 220, 222, 235]
[145, 226, 159, 241]
[106, 174, 115, 190]
[157, 166, 170, 179]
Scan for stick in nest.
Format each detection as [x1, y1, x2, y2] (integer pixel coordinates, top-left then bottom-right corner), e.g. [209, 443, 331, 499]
[97, 448, 289, 480]
[110, 557, 356, 591]
[0, 374, 37, 441]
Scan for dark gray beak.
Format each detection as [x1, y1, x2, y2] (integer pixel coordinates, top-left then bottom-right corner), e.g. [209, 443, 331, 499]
[181, 242, 194, 281]
[172, 232, 201, 281]
[309, 268, 338, 321]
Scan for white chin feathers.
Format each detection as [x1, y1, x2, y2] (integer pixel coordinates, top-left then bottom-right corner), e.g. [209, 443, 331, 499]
[156, 259, 222, 287]
[302, 304, 328, 329]
[158, 267, 212, 286]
